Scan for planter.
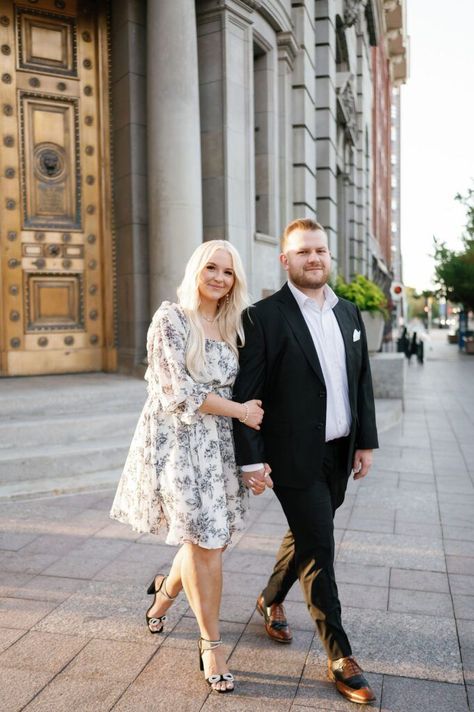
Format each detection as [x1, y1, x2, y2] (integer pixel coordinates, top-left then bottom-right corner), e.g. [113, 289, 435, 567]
[465, 338, 474, 354]
[361, 311, 384, 353]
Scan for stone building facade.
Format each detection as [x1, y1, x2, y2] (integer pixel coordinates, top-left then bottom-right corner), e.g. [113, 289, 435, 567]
[0, 0, 407, 376]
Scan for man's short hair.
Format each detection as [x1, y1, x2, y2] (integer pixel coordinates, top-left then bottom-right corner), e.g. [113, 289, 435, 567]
[281, 218, 326, 252]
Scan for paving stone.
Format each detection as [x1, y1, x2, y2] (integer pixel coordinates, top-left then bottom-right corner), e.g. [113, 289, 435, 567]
[346, 516, 394, 534]
[224, 550, 277, 576]
[19, 534, 84, 556]
[0, 531, 39, 551]
[112, 647, 209, 711]
[388, 588, 453, 616]
[394, 520, 442, 537]
[0, 627, 27, 654]
[453, 595, 474, 619]
[335, 562, 390, 588]
[0, 667, 51, 711]
[22, 673, 127, 712]
[444, 526, 474, 542]
[0, 571, 33, 597]
[0, 551, 59, 575]
[444, 540, 474, 558]
[235, 533, 285, 554]
[0, 630, 87, 673]
[337, 531, 446, 572]
[457, 619, 474, 651]
[447, 556, 474, 576]
[63, 637, 155, 680]
[40, 554, 114, 580]
[450, 574, 474, 595]
[379, 674, 469, 712]
[0, 597, 59, 630]
[204, 697, 291, 711]
[12, 575, 88, 603]
[227, 624, 314, 702]
[390, 568, 449, 593]
[339, 582, 388, 611]
[338, 607, 463, 683]
[33, 579, 187, 643]
[219, 593, 265, 624]
[92, 521, 142, 541]
[295, 652, 383, 711]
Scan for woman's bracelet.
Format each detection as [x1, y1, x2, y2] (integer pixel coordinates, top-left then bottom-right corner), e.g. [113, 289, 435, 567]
[239, 403, 249, 423]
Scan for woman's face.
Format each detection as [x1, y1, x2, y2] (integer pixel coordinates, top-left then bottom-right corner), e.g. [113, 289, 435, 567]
[198, 249, 235, 304]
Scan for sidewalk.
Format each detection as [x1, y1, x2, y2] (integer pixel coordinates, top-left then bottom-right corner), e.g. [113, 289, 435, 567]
[0, 329, 472, 712]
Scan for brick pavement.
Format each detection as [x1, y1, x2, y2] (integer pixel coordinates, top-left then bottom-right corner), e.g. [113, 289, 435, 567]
[0, 329, 473, 711]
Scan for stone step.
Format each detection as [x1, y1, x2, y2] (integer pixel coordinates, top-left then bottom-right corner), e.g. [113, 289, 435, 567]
[0, 410, 139, 450]
[0, 373, 146, 420]
[0, 438, 130, 483]
[0, 469, 120, 501]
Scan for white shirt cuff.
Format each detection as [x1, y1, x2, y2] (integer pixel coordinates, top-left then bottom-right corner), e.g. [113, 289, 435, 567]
[241, 463, 264, 472]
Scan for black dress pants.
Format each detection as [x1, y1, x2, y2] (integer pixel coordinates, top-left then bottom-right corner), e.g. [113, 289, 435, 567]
[262, 437, 352, 660]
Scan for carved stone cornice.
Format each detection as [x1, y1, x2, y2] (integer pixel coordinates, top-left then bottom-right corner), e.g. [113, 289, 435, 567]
[343, 0, 366, 28]
[276, 30, 298, 69]
[336, 72, 357, 145]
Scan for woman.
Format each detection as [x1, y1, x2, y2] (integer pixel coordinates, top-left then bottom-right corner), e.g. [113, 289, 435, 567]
[110, 240, 263, 693]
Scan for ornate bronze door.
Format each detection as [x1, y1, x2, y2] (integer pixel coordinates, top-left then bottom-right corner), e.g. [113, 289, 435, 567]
[0, 0, 115, 375]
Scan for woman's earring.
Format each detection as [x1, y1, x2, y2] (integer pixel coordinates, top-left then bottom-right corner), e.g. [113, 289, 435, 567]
[225, 293, 230, 306]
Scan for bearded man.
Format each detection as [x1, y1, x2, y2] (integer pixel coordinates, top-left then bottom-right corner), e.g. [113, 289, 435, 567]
[233, 218, 379, 704]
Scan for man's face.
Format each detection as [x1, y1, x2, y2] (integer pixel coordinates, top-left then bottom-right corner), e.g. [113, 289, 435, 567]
[280, 229, 331, 290]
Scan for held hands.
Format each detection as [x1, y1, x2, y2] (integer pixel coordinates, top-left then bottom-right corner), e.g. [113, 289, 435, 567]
[352, 449, 373, 480]
[242, 463, 273, 495]
[239, 400, 264, 430]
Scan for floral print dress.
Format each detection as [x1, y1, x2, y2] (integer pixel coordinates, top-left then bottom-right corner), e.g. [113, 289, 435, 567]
[110, 301, 248, 549]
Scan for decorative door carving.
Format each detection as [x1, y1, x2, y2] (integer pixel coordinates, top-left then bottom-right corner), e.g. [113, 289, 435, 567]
[0, 0, 115, 375]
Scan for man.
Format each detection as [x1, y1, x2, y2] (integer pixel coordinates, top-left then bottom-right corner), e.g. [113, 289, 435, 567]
[233, 218, 379, 704]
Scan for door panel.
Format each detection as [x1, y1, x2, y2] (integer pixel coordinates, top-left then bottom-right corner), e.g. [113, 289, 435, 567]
[0, 0, 115, 375]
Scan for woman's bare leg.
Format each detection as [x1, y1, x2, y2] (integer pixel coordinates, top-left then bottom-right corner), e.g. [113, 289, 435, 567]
[181, 543, 232, 691]
[147, 545, 184, 617]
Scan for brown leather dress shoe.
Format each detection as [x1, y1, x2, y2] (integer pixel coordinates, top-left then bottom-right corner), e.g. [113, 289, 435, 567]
[328, 656, 376, 704]
[256, 594, 292, 644]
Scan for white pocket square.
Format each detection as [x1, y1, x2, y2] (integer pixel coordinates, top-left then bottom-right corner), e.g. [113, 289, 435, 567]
[353, 329, 361, 342]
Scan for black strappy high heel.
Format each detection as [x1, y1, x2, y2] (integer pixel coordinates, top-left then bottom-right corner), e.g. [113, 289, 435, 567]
[145, 574, 177, 634]
[198, 637, 235, 693]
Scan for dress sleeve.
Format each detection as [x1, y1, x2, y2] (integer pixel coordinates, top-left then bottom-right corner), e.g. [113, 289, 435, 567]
[146, 303, 212, 424]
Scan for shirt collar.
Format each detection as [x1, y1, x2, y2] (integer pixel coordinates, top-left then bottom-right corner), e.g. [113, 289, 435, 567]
[287, 280, 339, 311]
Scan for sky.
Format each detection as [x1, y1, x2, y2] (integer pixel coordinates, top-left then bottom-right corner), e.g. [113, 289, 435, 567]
[400, 0, 474, 291]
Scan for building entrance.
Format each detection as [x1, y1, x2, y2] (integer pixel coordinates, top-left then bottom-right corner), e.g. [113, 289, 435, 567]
[0, 0, 115, 375]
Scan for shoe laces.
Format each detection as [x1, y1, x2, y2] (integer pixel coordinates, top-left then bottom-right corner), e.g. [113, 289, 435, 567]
[339, 657, 362, 677]
[271, 604, 286, 622]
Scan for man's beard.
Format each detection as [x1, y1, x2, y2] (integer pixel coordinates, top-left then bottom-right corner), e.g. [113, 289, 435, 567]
[288, 267, 329, 290]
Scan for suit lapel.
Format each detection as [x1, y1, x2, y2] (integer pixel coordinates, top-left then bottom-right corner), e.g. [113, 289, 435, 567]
[333, 300, 356, 405]
[276, 284, 326, 386]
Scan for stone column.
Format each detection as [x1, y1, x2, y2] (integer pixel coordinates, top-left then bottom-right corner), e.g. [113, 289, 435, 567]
[147, 0, 203, 311]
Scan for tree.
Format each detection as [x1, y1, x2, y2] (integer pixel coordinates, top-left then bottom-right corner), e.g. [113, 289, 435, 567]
[433, 186, 474, 312]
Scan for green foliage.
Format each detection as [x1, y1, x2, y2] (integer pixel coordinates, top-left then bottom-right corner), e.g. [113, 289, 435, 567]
[333, 274, 388, 317]
[433, 186, 474, 312]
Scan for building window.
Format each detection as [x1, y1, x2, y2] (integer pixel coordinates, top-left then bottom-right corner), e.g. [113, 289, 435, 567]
[253, 41, 274, 237]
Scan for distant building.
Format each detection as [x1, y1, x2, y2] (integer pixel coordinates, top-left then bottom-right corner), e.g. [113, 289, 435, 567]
[0, 0, 408, 376]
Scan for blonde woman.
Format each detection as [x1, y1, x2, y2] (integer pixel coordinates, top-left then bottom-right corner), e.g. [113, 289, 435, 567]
[110, 240, 263, 693]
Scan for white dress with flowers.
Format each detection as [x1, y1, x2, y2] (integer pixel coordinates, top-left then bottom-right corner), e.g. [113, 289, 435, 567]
[110, 301, 248, 548]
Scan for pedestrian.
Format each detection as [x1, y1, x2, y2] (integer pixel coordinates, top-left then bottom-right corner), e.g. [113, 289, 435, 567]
[233, 218, 379, 704]
[110, 240, 264, 693]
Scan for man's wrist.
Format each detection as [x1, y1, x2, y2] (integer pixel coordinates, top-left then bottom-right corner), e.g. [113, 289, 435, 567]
[241, 463, 264, 472]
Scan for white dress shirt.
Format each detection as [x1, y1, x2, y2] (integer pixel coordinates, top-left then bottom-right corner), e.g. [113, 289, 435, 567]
[242, 281, 351, 472]
[287, 280, 351, 441]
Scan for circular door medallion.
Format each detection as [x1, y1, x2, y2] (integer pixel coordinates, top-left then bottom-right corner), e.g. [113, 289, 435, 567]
[34, 143, 66, 182]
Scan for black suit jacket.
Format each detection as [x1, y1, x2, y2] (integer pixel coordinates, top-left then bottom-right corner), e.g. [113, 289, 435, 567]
[233, 284, 379, 488]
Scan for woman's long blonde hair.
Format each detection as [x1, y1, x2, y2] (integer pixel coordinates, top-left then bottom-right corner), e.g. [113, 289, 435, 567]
[177, 240, 250, 382]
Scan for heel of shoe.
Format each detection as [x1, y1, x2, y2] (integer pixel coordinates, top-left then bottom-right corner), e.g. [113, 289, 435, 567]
[146, 578, 156, 595]
[198, 643, 204, 671]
